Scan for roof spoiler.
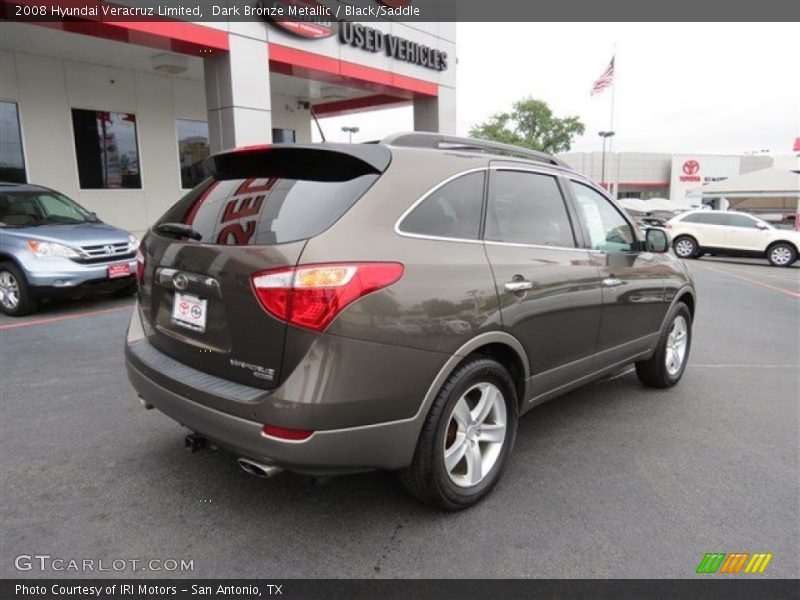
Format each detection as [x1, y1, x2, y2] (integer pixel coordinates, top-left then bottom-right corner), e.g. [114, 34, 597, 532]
[204, 143, 392, 181]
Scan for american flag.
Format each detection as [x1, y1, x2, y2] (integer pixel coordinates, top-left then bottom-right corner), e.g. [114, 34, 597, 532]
[591, 56, 615, 96]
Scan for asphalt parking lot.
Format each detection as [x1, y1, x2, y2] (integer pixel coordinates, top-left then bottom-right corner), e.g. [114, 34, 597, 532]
[1, 257, 798, 579]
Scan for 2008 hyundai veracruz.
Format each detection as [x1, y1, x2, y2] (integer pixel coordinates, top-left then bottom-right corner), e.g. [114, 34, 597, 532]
[125, 133, 696, 510]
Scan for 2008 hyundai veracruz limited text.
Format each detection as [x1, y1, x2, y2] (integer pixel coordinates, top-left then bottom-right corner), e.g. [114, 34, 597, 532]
[125, 133, 696, 509]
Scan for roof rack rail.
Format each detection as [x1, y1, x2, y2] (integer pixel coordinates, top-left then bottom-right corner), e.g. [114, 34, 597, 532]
[380, 132, 568, 168]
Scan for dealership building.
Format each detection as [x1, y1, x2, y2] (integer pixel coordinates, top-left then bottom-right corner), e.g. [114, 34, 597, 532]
[560, 150, 799, 207]
[0, 10, 455, 233]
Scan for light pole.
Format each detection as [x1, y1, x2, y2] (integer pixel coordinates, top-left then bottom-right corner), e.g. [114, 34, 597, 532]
[598, 130, 615, 191]
[341, 126, 359, 144]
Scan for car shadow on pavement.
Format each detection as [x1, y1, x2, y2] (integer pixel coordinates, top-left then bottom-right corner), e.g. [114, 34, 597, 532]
[128, 366, 655, 523]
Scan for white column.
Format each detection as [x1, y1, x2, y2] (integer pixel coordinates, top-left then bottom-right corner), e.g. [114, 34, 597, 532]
[414, 85, 456, 134]
[204, 34, 272, 152]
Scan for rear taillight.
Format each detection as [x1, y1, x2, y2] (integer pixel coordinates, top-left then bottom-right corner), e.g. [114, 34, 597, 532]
[665, 223, 673, 230]
[251, 262, 404, 332]
[135, 245, 145, 285]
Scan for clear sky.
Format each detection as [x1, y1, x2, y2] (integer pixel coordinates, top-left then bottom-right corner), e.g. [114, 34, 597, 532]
[319, 22, 800, 156]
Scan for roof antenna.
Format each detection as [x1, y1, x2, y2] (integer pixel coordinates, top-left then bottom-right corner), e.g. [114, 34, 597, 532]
[298, 100, 326, 142]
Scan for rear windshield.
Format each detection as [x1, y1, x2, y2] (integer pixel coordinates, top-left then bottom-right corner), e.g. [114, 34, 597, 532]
[157, 173, 377, 246]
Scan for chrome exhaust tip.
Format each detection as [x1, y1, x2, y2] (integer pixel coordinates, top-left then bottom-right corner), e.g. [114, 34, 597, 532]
[237, 458, 283, 479]
[139, 397, 153, 410]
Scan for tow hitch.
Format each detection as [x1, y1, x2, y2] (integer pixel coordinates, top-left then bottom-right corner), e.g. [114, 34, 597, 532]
[184, 433, 207, 453]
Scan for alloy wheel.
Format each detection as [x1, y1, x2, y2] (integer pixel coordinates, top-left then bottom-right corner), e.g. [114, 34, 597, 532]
[674, 239, 695, 258]
[443, 382, 507, 488]
[770, 246, 792, 266]
[0, 271, 20, 310]
[665, 315, 689, 376]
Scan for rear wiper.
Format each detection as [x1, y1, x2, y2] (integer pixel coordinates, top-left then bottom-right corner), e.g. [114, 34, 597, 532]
[154, 222, 203, 241]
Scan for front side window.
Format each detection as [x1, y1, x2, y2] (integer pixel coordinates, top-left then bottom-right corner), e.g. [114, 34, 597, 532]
[570, 181, 635, 252]
[727, 213, 759, 228]
[71, 109, 141, 189]
[399, 171, 485, 240]
[177, 120, 210, 190]
[485, 171, 575, 247]
[0, 101, 26, 183]
[0, 191, 96, 227]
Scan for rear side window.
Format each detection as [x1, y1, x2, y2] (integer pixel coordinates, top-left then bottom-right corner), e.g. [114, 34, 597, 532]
[399, 171, 485, 240]
[680, 213, 709, 224]
[704, 213, 730, 226]
[485, 171, 575, 247]
[157, 152, 380, 246]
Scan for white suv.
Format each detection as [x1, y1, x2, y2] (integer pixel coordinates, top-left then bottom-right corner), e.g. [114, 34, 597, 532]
[667, 210, 799, 267]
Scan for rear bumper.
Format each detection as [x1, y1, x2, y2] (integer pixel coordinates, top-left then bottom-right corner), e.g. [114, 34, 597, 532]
[125, 303, 448, 473]
[127, 360, 424, 474]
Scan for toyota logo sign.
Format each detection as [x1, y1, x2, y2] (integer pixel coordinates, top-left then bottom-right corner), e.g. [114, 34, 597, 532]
[679, 159, 701, 183]
[682, 160, 700, 176]
[258, 0, 337, 39]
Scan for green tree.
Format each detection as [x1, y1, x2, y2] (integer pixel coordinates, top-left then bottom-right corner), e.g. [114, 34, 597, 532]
[469, 97, 585, 154]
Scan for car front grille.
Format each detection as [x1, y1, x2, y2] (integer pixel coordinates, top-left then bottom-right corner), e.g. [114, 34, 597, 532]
[74, 251, 136, 265]
[72, 242, 134, 264]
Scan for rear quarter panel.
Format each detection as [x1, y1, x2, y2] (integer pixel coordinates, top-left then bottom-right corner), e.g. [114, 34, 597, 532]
[296, 149, 502, 355]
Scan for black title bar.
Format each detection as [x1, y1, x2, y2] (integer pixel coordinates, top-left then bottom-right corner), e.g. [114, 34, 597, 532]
[2, 0, 799, 22]
[2, 579, 800, 600]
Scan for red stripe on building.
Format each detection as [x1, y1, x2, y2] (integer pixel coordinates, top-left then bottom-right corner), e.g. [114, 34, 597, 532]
[268, 43, 438, 98]
[314, 94, 411, 117]
[617, 181, 670, 188]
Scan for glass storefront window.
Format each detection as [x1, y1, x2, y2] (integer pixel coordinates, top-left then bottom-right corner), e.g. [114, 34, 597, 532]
[71, 109, 141, 189]
[177, 119, 210, 189]
[0, 101, 27, 183]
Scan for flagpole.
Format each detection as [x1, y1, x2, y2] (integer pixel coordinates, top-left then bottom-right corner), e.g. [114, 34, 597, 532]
[608, 44, 616, 198]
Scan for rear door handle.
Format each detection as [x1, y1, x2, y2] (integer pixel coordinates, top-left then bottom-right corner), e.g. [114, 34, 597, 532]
[603, 277, 623, 287]
[504, 280, 534, 292]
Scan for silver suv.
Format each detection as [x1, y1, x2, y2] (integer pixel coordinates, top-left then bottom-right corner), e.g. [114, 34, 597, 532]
[0, 182, 138, 315]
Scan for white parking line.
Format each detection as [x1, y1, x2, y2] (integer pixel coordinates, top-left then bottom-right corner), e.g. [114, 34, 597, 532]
[0, 304, 133, 330]
[698, 261, 800, 284]
[695, 264, 800, 299]
[689, 364, 797, 368]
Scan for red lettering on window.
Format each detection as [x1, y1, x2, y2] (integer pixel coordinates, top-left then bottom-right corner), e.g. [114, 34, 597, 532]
[220, 195, 264, 224]
[235, 177, 277, 195]
[216, 222, 256, 245]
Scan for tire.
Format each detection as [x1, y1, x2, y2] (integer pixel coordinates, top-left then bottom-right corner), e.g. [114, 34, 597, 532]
[0, 261, 38, 317]
[635, 303, 692, 388]
[767, 243, 797, 268]
[399, 357, 519, 510]
[673, 236, 699, 259]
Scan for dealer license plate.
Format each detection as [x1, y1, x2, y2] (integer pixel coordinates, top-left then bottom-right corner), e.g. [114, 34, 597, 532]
[108, 263, 131, 279]
[172, 292, 207, 333]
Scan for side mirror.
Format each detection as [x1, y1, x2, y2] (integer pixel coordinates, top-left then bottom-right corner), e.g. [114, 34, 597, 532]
[756, 223, 769, 230]
[645, 228, 670, 253]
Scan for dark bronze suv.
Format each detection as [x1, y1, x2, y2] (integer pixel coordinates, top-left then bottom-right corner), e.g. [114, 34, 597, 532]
[125, 133, 696, 509]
